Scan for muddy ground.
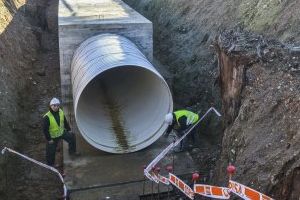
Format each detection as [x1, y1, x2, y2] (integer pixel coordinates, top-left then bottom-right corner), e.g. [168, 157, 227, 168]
[0, 0, 299, 199]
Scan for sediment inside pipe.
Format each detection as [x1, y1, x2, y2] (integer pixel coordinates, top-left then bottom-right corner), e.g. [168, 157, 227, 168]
[72, 34, 173, 153]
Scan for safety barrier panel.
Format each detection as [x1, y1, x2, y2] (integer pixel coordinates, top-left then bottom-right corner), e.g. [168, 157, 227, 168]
[229, 180, 274, 200]
[151, 173, 170, 185]
[169, 173, 194, 199]
[146, 167, 275, 200]
[194, 184, 230, 199]
[144, 107, 275, 200]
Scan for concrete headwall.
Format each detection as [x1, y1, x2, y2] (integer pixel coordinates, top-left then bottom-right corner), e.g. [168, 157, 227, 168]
[58, 0, 153, 134]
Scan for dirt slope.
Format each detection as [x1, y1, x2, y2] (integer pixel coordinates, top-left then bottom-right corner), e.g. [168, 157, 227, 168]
[0, 0, 62, 199]
[0, 0, 38, 197]
[125, 0, 300, 199]
[215, 30, 300, 199]
[125, 0, 300, 107]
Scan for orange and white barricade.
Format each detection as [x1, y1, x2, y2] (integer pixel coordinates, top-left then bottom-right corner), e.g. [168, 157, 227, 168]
[144, 170, 159, 183]
[194, 184, 230, 199]
[169, 173, 194, 199]
[151, 173, 170, 185]
[157, 174, 170, 185]
[229, 180, 274, 200]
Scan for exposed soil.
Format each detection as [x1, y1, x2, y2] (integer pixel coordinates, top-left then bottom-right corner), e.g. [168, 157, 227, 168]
[0, 0, 62, 199]
[124, 1, 300, 199]
[215, 29, 300, 199]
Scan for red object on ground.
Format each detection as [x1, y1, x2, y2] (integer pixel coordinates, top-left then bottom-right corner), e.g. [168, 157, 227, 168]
[155, 166, 161, 173]
[192, 172, 200, 182]
[227, 164, 236, 174]
[165, 165, 173, 173]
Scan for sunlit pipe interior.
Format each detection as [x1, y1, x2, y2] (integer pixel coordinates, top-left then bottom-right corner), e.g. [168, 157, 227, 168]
[71, 34, 173, 153]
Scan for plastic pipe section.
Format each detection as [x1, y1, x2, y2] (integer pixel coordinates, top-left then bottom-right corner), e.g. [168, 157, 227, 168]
[71, 34, 173, 153]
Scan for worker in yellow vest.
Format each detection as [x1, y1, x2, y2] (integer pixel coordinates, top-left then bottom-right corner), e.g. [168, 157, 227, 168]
[164, 110, 199, 152]
[43, 97, 78, 166]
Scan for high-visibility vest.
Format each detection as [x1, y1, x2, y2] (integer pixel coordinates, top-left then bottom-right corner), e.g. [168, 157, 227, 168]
[174, 110, 199, 126]
[44, 109, 65, 139]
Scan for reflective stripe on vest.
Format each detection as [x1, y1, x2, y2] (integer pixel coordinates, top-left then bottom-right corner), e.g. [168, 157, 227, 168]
[174, 110, 199, 126]
[44, 109, 65, 138]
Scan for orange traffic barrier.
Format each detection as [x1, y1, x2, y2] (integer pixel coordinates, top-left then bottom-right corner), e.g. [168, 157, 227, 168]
[157, 174, 169, 185]
[151, 172, 170, 185]
[145, 165, 275, 200]
[169, 173, 194, 199]
[229, 180, 274, 200]
[194, 184, 230, 199]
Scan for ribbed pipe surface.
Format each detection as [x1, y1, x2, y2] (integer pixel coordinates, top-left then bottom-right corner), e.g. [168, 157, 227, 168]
[71, 34, 173, 153]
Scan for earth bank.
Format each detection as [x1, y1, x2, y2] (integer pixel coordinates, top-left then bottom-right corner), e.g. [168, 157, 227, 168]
[125, 0, 300, 199]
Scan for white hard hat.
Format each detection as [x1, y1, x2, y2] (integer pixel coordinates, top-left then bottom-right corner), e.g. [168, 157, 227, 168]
[164, 113, 173, 125]
[50, 97, 60, 106]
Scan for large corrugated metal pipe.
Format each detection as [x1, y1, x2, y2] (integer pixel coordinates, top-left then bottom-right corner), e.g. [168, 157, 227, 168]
[71, 34, 173, 153]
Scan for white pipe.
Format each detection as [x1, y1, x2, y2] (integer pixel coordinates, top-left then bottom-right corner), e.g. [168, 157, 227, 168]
[71, 34, 173, 153]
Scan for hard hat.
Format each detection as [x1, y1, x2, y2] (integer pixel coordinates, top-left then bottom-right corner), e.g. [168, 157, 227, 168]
[164, 113, 173, 125]
[50, 97, 60, 106]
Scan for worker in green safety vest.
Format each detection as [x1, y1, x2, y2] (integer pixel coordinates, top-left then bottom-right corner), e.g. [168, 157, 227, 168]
[164, 110, 199, 152]
[43, 97, 79, 166]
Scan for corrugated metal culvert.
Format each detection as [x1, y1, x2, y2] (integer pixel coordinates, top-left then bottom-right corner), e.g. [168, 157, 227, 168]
[71, 34, 173, 153]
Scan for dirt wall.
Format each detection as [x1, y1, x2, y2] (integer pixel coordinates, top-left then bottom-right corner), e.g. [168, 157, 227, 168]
[124, 0, 300, 108]
[215, 30, 300, 199]
[0, 0, 62, 199]
[0, 0, 38, 196]
[124, 1, 300, 199]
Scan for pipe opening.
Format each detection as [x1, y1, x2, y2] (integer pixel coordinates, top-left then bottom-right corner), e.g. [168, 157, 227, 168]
[76, 65, 171, 153]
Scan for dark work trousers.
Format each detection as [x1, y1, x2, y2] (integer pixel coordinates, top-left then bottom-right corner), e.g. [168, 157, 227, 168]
[46, 131, 76, 166]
